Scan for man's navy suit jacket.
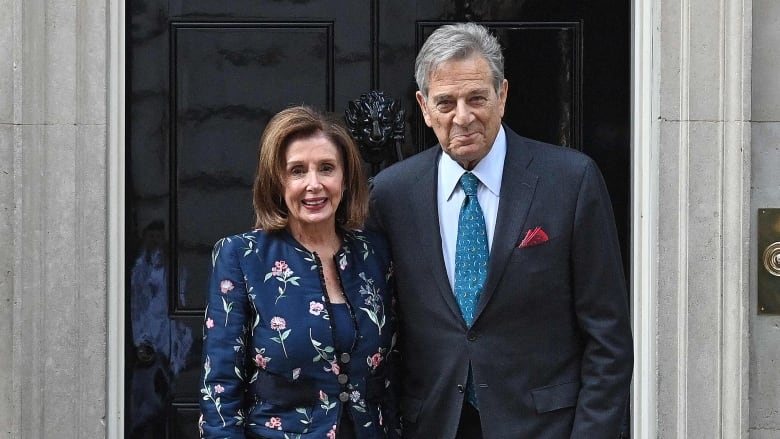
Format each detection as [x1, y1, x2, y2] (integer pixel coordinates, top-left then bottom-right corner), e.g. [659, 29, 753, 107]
[368, 125, 633, 439]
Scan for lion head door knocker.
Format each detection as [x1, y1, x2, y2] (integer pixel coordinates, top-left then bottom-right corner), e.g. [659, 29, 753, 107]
[344, 90, 406, 176]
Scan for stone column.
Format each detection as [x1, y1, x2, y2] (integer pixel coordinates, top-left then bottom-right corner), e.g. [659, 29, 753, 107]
[749, 0, 780, 437]
[1, 0, 109, 437]
[654, 0, 751, 437]
[0, 0, 14, 435]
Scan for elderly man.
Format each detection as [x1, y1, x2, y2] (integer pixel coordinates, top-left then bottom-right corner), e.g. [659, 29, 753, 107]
[368, 22, 633, 439]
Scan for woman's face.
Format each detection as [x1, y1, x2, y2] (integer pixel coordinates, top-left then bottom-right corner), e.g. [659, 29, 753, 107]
[282, 133, 345, 233]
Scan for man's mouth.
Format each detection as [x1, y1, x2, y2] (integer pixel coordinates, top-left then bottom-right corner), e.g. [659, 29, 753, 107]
[451, 132, 478, 141]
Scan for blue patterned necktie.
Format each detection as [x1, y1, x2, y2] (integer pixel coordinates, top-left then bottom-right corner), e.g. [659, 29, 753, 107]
[454, 172, 488, 325]
[454, 172, 488, 409]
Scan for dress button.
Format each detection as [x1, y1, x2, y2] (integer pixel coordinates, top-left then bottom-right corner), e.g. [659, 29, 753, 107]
[339, 391, 350, 402]
[337, 374, 349, 384]
[467, 331, 477, 341]
[340, 352, 351, 363]
[457, 384, 465, 393]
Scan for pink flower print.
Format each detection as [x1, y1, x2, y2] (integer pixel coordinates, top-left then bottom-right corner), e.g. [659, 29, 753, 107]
[265, 260, 299, 304]
[219, 279, 234, 294]
[370, 353, 383, 368]
[270, 316, 290, 358]
[265, 416, 282, 430]
[205, 318, 215, 329]
[214, 384, 224, 394]
[330, 362, 340, 375]
[270, 316, 286, 330]
[319, 389, 336, 413]
[338, 252, 348, 271]
[327, 425, 337, 439]
[309, 301, 325, 316]
[255, 353, 268, 369]
[271, 260, 289, 277]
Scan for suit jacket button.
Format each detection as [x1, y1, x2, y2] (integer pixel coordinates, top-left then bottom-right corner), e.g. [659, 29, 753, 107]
[467, 332, 477, 341]
[339, 391, 350, 402]
[457, 384, 465, 393]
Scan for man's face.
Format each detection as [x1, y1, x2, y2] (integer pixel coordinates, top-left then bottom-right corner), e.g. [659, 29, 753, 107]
[416, 55, 508, 170]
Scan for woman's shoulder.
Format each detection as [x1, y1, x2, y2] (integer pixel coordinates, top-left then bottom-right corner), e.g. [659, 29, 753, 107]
[211, 229, 278, 259]
[344, 229, 392, 270]
[213, 229, 265, 247]
[345, 228, 389, 249]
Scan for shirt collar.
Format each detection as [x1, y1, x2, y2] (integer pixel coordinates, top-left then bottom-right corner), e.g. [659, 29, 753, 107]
[440, 125, 506, 200]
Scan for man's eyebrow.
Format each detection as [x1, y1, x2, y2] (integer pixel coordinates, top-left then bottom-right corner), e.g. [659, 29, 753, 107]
[430, 93, 453, 103]
[431, 88, 492, 103]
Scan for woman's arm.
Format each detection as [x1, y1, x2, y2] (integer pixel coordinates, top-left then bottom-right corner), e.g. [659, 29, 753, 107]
[199, 236, 252, 439]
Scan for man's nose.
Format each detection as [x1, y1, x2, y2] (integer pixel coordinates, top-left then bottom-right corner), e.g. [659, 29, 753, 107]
[453, 100, 474, 126]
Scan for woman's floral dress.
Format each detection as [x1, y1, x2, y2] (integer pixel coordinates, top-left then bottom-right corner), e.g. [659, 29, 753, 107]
[199, 228, 400, 439]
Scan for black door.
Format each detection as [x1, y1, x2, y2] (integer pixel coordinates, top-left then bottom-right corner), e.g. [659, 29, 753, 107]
[126, 1, 629, 437]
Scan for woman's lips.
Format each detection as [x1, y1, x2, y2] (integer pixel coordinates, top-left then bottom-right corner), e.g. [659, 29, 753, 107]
[302, 198, 327, 208]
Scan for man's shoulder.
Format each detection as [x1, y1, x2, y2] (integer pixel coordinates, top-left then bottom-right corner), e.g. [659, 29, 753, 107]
[507, 129, 596, 173]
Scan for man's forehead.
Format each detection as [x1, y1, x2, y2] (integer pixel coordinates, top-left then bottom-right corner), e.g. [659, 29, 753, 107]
[429, 84, 493, 100]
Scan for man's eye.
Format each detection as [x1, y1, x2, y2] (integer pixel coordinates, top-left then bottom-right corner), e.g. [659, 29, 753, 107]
[435, 101, 454, 112]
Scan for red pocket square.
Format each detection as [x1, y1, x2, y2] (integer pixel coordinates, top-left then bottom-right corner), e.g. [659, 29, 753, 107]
[519, 226, 549, 248]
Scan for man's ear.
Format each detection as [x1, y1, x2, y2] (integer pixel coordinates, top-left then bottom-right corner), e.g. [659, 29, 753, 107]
[415, 91, 433, 127]
[497, 79, 509, 118]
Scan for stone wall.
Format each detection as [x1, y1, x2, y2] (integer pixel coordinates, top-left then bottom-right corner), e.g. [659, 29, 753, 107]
[750, 0, 780, 437]
[654, 0, 751, 437]
[0, 0, 108, 437]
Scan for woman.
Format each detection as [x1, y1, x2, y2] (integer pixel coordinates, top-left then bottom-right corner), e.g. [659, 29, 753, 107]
[199, 106, 400, 439]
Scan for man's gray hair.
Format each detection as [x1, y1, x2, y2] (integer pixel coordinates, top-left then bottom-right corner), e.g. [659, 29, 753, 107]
[414, 22, 505, 99]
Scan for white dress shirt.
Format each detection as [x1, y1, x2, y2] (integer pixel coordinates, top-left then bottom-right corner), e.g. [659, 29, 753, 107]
[438, 126, 506, 290]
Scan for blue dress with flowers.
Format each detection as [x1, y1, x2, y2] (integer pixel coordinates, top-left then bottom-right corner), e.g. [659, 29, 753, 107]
[199, 229, 400, 439]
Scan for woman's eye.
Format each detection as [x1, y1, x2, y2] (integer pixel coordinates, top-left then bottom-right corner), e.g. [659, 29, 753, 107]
[289, 167, 304, 177]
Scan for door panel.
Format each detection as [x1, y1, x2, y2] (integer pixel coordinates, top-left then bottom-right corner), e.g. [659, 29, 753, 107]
[127, 1, 629, 437]
[172, 22, 335, 311]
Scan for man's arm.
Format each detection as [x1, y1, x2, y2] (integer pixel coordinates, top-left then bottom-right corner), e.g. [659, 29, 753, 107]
[569, 160, 634, 438]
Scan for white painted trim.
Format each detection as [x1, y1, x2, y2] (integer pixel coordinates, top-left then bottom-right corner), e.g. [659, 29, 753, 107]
[107, 0, 126, 437]
[631, 0, 658, 437]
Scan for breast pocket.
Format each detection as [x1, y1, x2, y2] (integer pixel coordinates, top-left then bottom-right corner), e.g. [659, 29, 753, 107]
[509, 235, 566, 274]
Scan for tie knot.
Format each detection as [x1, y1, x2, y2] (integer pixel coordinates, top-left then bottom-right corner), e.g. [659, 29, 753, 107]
[460, 172, 480, 196]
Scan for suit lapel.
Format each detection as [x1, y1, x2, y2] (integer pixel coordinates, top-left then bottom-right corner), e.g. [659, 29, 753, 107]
[409, 148, 466, 323]
[475, 130, 539, 320]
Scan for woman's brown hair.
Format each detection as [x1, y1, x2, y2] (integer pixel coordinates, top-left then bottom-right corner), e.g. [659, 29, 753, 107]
[253, 105, 368, 231]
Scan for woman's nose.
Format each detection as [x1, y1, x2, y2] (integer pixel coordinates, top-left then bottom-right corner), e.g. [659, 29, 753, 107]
[306, 172, 322, 190]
